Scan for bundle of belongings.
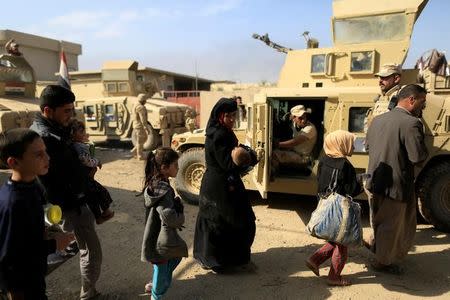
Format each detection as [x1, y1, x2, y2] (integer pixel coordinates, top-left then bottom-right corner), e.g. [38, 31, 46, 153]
[415, 48, 450, 79]
[306, 169, 363, 247]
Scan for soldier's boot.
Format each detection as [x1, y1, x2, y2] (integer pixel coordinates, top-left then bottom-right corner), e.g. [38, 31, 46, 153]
[130, 147, 137, 156]
[136, 143, 145, 160]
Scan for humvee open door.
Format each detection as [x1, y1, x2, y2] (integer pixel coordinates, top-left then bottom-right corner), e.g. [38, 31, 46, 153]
[251, 94, 271, 198]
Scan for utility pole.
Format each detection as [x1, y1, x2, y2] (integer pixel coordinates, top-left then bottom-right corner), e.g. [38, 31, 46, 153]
[194, 60, 198, 90]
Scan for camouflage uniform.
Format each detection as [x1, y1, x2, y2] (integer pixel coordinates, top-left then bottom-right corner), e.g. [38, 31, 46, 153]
[364, 84, 402, 133]
[131, 95, 150, 159]
[364, 63, 403, 133]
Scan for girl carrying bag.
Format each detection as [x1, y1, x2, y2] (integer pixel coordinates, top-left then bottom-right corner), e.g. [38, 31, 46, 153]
[306, 169, 363, 247]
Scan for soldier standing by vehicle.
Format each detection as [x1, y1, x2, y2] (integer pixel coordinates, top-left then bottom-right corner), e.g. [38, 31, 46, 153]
[131, 94, 152, 160]
[364, 64, 402, 132]
[365, 84, 428, 275]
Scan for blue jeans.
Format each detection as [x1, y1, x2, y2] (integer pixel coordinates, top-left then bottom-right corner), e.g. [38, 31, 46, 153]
[152, 258, 182, 300]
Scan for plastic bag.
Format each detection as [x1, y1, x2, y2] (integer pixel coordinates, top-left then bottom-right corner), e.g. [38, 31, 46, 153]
[306, 192, 363, 247]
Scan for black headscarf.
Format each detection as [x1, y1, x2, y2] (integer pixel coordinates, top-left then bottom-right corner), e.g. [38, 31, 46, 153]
[205, 98, 237, 136]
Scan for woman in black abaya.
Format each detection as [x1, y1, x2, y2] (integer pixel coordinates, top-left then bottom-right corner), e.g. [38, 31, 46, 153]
[193, 98, 256, 273]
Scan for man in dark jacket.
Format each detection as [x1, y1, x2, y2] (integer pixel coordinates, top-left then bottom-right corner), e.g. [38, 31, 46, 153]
[30, 85, 102, 299]
[365, 84, 428, 274]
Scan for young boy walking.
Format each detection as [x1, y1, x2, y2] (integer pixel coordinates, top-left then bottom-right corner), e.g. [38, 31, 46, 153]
[0, 128, 73, 299]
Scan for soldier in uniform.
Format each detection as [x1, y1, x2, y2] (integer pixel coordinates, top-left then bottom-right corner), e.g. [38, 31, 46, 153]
[364, 64, 402, 133]
[363, 64, 403, 237]
[130, 94, 152, 160]
[272, 105, 317, 175]
[4, 39, 22, 56]
[184, 108, 197, 133]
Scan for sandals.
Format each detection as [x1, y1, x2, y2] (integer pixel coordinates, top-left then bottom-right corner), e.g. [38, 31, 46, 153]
[305, 259, 351, 286]
[327, 278, 352, 286]
[305, 259, 320, 277]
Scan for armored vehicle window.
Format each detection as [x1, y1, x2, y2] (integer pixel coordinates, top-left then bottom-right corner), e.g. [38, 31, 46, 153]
[348, 107, 369, 133]
[105, 104, 116, 121]
[106, 83, 117, 93]
[85, 106, 96, 121]
[311, 54, 326, 74]
[118, 82, 129, 92]
[350, 51, 374, 73]
[334, 13, 406, 44]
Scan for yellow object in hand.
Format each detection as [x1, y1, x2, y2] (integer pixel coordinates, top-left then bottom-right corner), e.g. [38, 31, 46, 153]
[44, 204, 62, 225]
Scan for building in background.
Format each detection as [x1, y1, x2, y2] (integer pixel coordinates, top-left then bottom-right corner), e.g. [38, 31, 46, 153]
[0, 29, 82, 81]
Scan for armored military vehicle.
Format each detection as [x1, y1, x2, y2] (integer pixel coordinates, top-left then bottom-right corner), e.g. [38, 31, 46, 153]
[72, 60, 191, 149]
[172, 0, 450, 232]
[0, 52, 40, 133]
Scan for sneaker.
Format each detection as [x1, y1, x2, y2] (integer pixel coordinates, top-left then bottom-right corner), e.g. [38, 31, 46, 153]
[47, 251, 67, 265]
[64, 240, 79, 256]
[144, 282, 152, 294]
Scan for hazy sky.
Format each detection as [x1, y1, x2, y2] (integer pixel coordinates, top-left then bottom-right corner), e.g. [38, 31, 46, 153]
[3, 0, 449, 83]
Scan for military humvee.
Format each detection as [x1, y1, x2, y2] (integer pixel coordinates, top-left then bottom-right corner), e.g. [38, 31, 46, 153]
[172, 0, 450, 232]
[0, 53, 40, 133]
[72, 60, 191, 149]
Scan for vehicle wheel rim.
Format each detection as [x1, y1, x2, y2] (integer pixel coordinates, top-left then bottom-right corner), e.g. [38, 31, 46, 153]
[184, 163, 205, 194]
[440, 179, 450, 214]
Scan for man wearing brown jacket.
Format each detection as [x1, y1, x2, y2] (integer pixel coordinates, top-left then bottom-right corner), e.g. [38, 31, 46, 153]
[365, 84, 428, 274]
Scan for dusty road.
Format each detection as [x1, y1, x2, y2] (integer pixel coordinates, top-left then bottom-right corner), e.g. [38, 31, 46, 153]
[1, 147, 449, 299]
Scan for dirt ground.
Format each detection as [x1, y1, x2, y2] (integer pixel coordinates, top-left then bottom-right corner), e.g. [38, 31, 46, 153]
[2, 146, 449, 300]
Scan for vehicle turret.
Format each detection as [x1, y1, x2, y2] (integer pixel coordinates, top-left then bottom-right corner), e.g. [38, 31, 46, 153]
[0, 45, 40, 133]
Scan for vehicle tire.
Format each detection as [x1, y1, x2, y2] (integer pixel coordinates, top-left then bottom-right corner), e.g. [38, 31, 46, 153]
[131, 125, 161, 151]
[143, 127, 161, 150]
[416, 161, 450, 233]
[175, 148, 205, 205]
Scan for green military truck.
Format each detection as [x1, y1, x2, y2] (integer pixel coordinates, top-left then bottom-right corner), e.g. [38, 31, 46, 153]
[172, 0, 450, 232]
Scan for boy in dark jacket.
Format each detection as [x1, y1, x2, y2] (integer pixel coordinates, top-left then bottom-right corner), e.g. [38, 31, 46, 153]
[0, 128, 73, 299]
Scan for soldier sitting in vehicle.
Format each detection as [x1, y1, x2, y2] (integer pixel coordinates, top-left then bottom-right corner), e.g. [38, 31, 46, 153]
[272, 105, 317, 176]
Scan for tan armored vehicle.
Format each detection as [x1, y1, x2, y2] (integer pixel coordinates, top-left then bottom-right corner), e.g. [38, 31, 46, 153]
[73, 61, 191, 149]
[172, 0, 450, 232]
[0, 52, 40, 133]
